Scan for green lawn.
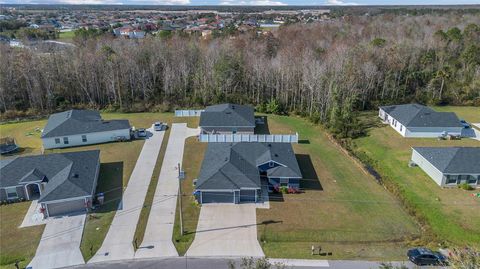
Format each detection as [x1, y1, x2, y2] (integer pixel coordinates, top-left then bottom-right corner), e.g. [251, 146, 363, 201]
[58, 31, 75, 41]
[255, 115, 421, 260]
[0, 112, 198, 265]
[353, 106, 480, 248]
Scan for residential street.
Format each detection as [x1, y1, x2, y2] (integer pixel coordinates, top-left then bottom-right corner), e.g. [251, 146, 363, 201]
[89, 128, 165, 263]
[70, 256, 438, 269]
[135, 123, 199, 258]
[185, 204, 265, 257]
[27, 213, 86, 269]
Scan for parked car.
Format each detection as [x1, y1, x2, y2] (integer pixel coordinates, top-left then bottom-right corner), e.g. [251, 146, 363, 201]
[407, 248, 448, 266]
[154, 121, 165, 131]
[460, 119, 471, 128]
[137, 128, 147, 137]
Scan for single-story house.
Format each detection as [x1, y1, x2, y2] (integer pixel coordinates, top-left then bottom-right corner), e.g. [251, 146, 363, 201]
[411, 147, 479, 187]
[195, 142, 302, 204]
[378, 104, 464, 138]
[41, 109, 131, 149]
[0, 150, 100, 217]
[199, 103, 255, 134]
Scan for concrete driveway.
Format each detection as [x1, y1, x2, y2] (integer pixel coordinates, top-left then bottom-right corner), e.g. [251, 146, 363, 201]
[185, 204, 264, 257]
[27, 213, 86, 269]
[89, 127, 165, 263]
[135, 124, 199, 258]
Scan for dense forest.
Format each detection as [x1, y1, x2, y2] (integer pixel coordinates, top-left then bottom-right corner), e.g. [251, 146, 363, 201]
[1, 14, 479, 137]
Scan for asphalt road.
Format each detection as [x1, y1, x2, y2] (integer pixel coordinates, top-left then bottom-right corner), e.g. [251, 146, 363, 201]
[70, 257, 442, 269]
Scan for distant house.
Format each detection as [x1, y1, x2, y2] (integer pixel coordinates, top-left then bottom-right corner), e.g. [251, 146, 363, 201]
[41, 110, 131, 149]
[199, 104, 255, 134]
[378, 104, 464, 137]
[0, 150, 100, 217]
[113, 26, 145, 39]
[194, 142, 302, 203]
[411, 147, 479, 187]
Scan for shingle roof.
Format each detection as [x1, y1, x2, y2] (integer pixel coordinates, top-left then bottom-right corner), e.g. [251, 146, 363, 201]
[0, 150, 100, 202]
[196, 143, 301, 190]
[380, 104, 463, 128]
[41, 110, 131, 138]
[413, 147, 480, 174]
[199, 104, 255, 128]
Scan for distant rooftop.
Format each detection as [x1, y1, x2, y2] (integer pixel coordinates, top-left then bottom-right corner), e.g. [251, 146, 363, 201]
[199, 103, 255, 128]
[41, 109, 130, 138]
[380, 104, 463, 128]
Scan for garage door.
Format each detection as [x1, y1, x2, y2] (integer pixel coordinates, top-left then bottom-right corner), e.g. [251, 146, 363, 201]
[240, 189, 256, 202]
[201, 191, 234, 203]
[46, 199, 86, 216]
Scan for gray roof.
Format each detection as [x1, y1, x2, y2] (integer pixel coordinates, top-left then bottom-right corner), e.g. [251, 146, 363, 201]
[196, 143, 301, 190]
[413, 147, 480, 174]
[41, 110, 131, 138]
[0, 150, 100, 202]
[380, 104, 463, 128]
[199, 104, 255, 128]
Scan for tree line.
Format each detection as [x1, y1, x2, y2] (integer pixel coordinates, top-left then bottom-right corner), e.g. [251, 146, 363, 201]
[0, 14, 479, 137]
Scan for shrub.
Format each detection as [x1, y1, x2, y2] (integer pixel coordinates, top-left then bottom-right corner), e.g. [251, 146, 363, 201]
[458, 183, 474, 191]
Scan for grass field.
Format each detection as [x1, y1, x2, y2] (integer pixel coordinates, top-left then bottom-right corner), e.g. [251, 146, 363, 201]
[255, 115, 421, 260]
[0, 112, 197, 266]
[353, 106, 480, 248]
[58, 31, 75, 41]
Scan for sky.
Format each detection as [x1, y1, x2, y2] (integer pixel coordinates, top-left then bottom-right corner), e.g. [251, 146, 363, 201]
[0, 0, 479, 6]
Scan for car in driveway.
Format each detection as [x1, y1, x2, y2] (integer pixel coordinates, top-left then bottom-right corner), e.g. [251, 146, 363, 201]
[407, 247, 448, 266]
[137, 128, 147, 137]
[154, 121, 165, 131]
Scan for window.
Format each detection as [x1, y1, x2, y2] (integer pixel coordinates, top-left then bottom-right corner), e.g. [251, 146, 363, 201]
[467, 175, 477, 185]
[280, 178, 289, 187]
[82, 135, 87, 142]
[400, 125, 402, 131]
[63, 137, 69, 144]
[55, 138, 60, 144]
[6, 187, 18, 199]
[446, 175, 457, 184]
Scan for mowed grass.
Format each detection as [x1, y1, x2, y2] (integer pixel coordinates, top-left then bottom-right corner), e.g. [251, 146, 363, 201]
[172, 136, 206, 255]
[0, 202, 44, 269]
[353, 107, 480, 248]
[0, 112, 197, 265]
[58, 30, 75, 41]
[256, 115, 421, 260]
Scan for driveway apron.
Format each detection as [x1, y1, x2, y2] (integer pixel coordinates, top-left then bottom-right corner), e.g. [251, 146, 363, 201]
[27, 213, 86, 269]
[185, 204, 265, 257]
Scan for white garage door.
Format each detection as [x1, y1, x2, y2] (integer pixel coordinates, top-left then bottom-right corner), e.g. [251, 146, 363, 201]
[46, 199, 86, 216]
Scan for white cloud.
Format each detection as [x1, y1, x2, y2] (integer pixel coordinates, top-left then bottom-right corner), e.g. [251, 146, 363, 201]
[4, 0, 190, 4]
[325, 0, 358, 5]
[220, 0, 287, 5]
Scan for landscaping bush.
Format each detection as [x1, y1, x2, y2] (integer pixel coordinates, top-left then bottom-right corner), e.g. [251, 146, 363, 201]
[458, 183, 474, 191]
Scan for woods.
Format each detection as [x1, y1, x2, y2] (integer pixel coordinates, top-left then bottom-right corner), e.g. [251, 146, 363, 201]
[1, 14, 479, 135]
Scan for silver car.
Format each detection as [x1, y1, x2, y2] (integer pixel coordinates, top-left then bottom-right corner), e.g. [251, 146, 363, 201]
[154, 122, 165, 131]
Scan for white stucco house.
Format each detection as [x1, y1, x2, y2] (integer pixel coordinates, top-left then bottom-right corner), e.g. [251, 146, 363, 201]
[378, 104, 464, 138]
[41, 110, 131, 149]
[411, 147, 479, 188]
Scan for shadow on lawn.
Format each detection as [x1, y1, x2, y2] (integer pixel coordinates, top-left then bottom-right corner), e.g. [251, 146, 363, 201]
[93, 162, 123, 214]
[254, 116, 270, 134]
[296, 154, 323, 191]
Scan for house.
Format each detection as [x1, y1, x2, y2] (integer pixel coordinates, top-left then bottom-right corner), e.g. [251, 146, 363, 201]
[378, 104, 464, 137]
[411, 147, 479, 187]
[41, 109, 131, 149]
[194, 142, 302, 204]
[199, 104, 255, 134]
[0, 150, 100, 217]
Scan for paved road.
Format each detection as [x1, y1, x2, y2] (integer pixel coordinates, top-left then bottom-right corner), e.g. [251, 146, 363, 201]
[89, 128, 165, 263]
[28, 213, 85, 269]
[185, 204, 265, 257]
[135, 124, 199, 258]
[70, 257, 433, 269]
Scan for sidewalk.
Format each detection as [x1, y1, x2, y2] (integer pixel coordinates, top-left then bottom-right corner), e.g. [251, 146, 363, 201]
[89, 128, 165, 263]
[135, 124, 199, 258]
